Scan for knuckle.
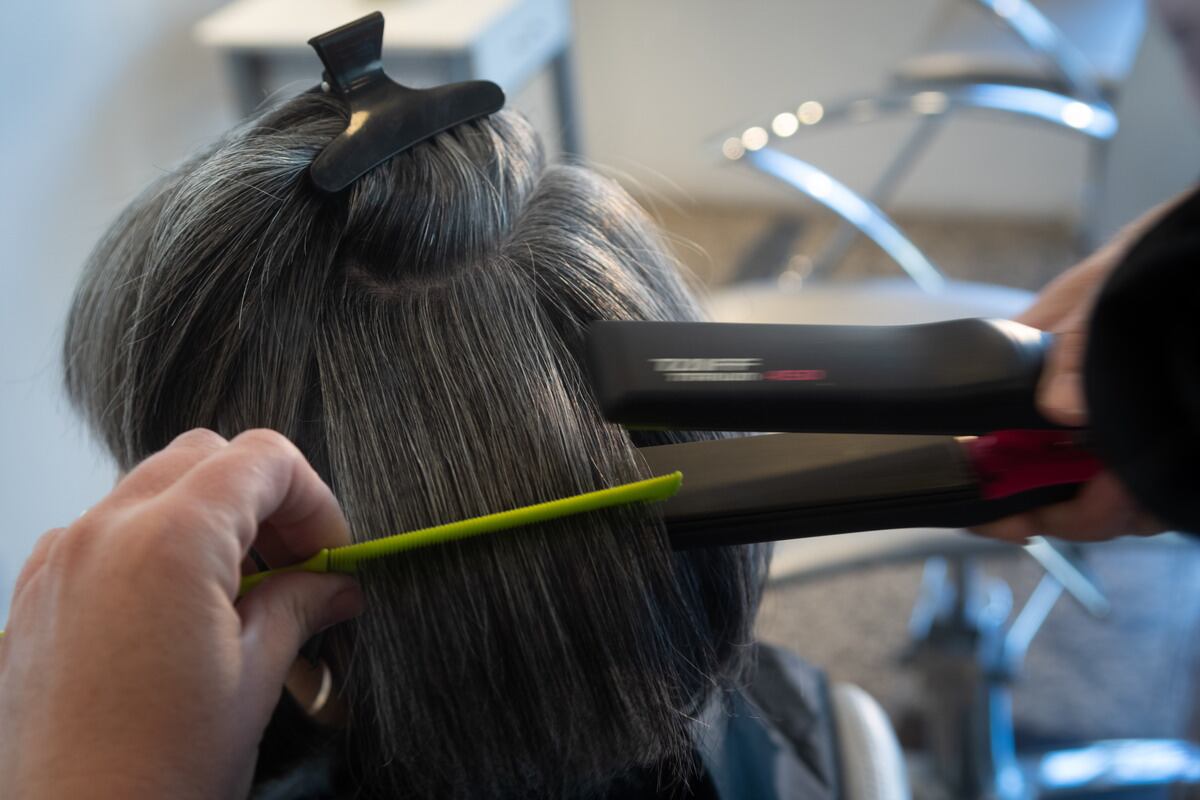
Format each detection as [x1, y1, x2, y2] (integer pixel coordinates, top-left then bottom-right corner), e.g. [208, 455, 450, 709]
[153, 492, 219, 535]
[123, 495, 211, 550]
[1045, 499, 1104, 536]
[123, 499, 240, 573]
[235, 429, 301, 461]
[66, 503, 119, 539]
[983, 518, 1033, 542]
[31, 526, 66, 557]
[1078, 506, 1111, 534]
[46, 521, 104, 571]
[1048, 335, 1085, 369]
[284, 587, 314, 632]
[171, 428, 228, 452]
[14, 527, 65, 588]
[1059, 335, 1087, 362]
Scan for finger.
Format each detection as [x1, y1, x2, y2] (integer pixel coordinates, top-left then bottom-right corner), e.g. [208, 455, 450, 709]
[1022, 473, 1146, 541]
[971, 470, 1165, 543]
[242, 549, 269, 576]
[971, 515, 1037, 544]
[1016, 195, 1179, 333]
[1037, 310, 1089, 427]
[103, 429, 229, 508]
[251, 519, 336, 572]
[3, 529, 67, 645]
[157, 429, 349, 593]
[11, 527, 65, 596]
[1016, 250, 1109, 331]
[236, 572, 363, 720]
[1128, 511, 1169, 537]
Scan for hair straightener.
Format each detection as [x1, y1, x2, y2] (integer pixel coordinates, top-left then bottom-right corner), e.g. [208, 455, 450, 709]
[587, 318, 1104, 549]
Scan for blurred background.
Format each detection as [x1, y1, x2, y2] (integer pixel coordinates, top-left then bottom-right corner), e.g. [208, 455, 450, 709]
[2, 1, 1199, 797]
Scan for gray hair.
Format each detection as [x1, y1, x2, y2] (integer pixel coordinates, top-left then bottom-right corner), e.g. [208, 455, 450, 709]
[65, 92, 768, 799]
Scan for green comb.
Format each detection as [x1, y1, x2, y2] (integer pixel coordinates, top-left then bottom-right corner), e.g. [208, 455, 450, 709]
[0, 473, 682, 639]
[237, 471, 683, 596]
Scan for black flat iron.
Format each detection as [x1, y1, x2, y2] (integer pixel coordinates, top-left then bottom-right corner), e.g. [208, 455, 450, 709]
[587, 318, 1102, 549]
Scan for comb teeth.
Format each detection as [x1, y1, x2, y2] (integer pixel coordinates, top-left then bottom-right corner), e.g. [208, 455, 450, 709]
[326, 547, 352, 574]
[234, 472, 683, 597]
[323, 471, 684, 574]
[325, 529, 444, 572]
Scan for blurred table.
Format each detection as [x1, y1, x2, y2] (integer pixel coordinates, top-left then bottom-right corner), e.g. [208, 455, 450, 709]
[196, 0, 581, 154]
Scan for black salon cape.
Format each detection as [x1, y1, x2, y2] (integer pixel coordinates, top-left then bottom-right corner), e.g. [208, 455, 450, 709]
[251, 643, 841, 800]
[1085, 185, 1200, 534]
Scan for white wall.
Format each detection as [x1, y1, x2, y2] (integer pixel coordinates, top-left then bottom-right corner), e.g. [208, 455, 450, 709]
[1, 0, 1198, 620]
[0, 0, 235, 619]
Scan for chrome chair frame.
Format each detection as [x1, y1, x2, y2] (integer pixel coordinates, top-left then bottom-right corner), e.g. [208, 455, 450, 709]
[718, 7, 1184, 794]
[723, 81, 1117, 288]
[767, 532, 1200, 799]
[720, 0, 1137, 284]
[904, 537, 1200, 799]
[954, 0, 1107, 103]
[731, 82, 1116, 290]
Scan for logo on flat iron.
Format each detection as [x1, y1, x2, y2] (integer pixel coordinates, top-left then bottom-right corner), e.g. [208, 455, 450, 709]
[649, 358, 826, 383]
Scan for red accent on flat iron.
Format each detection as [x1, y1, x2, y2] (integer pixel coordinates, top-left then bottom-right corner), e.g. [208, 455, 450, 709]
[966, 429, 1103, 500]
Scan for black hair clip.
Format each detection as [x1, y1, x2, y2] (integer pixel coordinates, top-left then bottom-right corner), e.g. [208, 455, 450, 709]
[307, 11, 506, 193]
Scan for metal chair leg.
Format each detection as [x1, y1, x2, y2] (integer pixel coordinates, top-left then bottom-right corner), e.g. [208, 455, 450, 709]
[1029, 739, 1200, 795]
[969, 0, 1106, 103]
[907, 555, 1017, 798]
[1076, 137, 1112, 254]
[810, 114, 950, 281]
[743, 147, 947, 292]
[725, 84, 1117, 290]
[905, 542, 1200, 799]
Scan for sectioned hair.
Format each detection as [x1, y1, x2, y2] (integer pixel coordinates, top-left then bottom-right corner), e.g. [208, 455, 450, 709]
[64, 93, 767, 799]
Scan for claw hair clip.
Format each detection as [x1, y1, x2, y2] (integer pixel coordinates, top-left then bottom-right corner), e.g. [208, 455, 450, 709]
[306, 11, 506, 192]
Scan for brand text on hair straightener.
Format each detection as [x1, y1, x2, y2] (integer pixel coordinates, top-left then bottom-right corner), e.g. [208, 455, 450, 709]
[649, 359, 827, 382]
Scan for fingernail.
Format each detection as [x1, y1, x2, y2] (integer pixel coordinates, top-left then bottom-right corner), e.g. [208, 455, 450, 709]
[1045, 373, 1087, 424]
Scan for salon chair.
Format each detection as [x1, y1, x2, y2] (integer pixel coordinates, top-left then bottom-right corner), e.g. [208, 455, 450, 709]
[893, 0, 1145, 251]
[720, 0, 1145, 276]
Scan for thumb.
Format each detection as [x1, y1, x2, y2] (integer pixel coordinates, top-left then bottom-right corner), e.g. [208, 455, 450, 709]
[1038, 305, 1090, 427]
[236, 572, 364, 715]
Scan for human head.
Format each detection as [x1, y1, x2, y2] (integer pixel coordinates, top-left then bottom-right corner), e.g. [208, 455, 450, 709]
[64, 93, 767, 798]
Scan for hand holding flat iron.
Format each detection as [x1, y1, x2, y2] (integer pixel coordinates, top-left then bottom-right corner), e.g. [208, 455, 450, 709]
[974, 199, 1183, 543]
